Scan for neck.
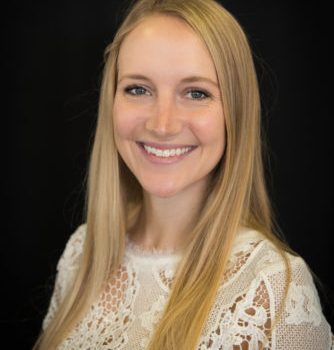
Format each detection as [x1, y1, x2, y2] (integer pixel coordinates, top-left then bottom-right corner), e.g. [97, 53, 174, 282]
[129, 182, 208, 251]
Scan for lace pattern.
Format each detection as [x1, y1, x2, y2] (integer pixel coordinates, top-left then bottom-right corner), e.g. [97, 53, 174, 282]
[42, 225, 333, 349]
[198, 278, 272, 350]
[285, 282, 322, 326]
[59, 260, 139, 349]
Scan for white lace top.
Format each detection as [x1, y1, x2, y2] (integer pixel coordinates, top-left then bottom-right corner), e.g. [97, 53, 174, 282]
[43, 224, 333, 349]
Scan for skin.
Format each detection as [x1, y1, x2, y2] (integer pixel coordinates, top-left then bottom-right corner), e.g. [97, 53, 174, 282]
[113, 14, 226, 250]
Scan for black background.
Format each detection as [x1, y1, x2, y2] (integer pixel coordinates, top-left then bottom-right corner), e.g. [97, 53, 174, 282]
[3, 0, 333, 348]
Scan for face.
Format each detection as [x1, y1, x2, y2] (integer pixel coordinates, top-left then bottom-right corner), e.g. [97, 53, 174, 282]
[113, 15, 226, 198]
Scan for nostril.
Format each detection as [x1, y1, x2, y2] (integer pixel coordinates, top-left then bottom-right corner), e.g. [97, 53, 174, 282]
[145, 115, 182, 136]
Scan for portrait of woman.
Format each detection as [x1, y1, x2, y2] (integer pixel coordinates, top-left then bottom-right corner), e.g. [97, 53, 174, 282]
[30, 0, 333, 349]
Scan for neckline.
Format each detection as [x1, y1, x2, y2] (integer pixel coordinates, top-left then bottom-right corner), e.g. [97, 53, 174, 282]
[124, 227, 262, 259]
[125, 235, 182, 258]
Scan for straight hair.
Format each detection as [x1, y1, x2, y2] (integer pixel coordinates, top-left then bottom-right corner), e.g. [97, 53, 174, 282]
[34, 1, 293, 348]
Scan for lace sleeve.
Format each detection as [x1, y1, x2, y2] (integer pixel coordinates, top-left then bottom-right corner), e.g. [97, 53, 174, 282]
[42, 224, 86, 330]
[198, 242, 333, 350]
[269, 255, 333, 349]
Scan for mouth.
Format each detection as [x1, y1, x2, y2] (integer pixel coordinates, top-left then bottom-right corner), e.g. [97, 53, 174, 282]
[136, 141, 197, 159]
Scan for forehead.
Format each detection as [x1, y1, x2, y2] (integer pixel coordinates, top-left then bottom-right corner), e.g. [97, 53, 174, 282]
[117, 14, 217, 81]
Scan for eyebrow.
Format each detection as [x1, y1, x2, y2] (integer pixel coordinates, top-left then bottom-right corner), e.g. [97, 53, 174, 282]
[118, 74, 219, 88]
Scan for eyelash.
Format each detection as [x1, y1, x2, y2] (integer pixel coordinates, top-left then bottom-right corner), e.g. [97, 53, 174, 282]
[123, 85, 211, 100]
[187, 89, 211, 101]
[124, 85, 149, 96]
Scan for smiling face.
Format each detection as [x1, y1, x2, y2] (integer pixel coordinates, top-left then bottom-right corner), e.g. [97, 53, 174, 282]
[113, 14, 226, 198]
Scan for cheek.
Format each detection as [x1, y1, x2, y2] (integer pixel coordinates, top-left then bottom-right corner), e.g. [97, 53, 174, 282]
[113, 101, 138, 140]
[191, 110, 225, 148]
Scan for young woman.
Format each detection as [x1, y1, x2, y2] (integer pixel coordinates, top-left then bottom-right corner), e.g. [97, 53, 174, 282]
[34, 0, 333, 349]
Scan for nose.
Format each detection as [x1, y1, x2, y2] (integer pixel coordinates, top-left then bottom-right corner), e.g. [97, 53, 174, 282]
[145, 94, 183, 137]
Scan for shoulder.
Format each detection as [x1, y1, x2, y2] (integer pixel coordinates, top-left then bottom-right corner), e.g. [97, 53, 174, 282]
[233, 228, 322, 299]
[231, 227, 312, 280]
[56, 223, 87, 273]
[209, 228, 333, 348]
[42, 224, 87, 329]
[228, 227, 325, 327]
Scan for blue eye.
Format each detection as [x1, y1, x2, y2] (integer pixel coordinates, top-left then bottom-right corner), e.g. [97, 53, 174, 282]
[124, 85, 149, 96]
[187, 90, 210, 100]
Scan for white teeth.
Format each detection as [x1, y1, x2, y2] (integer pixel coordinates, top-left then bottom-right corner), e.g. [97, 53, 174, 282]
[143, 144, 192, 157]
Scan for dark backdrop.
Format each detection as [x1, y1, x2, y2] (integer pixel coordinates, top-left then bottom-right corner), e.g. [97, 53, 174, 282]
[3, 0, 333, 348]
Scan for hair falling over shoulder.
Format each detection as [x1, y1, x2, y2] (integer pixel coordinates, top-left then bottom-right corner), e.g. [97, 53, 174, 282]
[34, 1, 293, 349]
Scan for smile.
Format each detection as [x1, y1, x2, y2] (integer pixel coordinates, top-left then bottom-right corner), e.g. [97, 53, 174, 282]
[137, 142, 197, 160]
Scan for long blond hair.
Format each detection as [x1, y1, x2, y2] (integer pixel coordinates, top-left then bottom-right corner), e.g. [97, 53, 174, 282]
[35, 0, 292, 349]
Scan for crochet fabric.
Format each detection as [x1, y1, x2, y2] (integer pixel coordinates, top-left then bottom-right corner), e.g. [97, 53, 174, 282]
[43, 225, 333, 349]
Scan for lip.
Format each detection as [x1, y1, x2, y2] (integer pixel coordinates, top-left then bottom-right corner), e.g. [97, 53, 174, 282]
[136, 141, 197, 164]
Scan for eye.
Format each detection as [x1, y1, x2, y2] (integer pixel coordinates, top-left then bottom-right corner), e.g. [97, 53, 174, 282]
[186, 89, 210, 100]
[124, 85, 150, 96]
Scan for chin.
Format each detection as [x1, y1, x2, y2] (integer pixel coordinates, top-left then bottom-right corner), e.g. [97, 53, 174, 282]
[141, 182, 182, 198]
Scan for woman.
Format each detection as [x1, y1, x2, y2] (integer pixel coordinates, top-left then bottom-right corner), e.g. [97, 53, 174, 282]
[34, 0, 333, 349]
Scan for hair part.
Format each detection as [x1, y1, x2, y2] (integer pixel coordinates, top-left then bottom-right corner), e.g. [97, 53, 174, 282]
[34, 1, 292, 349]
